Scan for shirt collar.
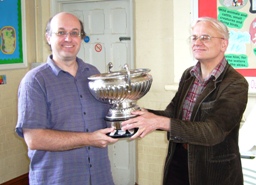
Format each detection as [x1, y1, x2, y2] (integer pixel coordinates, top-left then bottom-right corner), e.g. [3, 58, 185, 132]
[46, 55, 89, 76]
[190, 58, 227, 82]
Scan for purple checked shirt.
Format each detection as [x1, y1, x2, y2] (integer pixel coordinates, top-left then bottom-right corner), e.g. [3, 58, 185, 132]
[16, 55, 114, 185]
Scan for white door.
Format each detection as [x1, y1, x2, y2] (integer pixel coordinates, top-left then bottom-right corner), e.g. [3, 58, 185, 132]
[51, 1, 136, 185]
[52, 0, 134, 73]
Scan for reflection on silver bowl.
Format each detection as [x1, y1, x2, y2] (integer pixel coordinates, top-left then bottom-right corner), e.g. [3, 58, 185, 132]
[88, 63, 153, 138]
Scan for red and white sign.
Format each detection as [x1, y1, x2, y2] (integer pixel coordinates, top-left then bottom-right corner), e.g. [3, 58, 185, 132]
[94, 43, 102, 52]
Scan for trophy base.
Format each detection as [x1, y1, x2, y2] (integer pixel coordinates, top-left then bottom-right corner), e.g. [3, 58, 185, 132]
[105, 118, 138, 138]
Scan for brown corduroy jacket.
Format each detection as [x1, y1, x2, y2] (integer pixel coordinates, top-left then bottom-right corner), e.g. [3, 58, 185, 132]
[151, 60, 248, 185]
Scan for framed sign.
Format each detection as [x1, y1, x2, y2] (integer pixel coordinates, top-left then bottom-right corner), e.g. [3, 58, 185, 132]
[0, 0, 27, 70]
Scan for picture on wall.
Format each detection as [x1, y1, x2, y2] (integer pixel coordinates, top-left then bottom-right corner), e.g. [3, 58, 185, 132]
[0, 0, 27, 70]
[194, 0, 256, 93]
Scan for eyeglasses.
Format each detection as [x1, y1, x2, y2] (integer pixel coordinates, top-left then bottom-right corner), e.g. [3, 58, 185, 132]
[53, 30, 82, 38]
[189, 34, 224, 43]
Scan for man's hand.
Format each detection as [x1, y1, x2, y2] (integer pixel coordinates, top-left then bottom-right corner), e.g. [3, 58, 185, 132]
[121, 109, 170, 139]
[87, 127, 118, 148]
[23, 127, 118, 151]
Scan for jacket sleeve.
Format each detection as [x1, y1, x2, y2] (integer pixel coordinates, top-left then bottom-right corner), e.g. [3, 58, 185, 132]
[169, 69, 248, 146]
[148, 67, 193, 118]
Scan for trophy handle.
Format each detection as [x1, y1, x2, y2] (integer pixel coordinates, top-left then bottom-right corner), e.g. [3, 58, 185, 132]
[107, 62, 113, 73]
[123, 64, 132, 93]
[107, 62, 132, 93]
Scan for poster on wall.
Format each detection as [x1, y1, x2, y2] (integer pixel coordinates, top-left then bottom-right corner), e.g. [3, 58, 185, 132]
[0, 0, 27, 70]
[194, 0, 256, 93]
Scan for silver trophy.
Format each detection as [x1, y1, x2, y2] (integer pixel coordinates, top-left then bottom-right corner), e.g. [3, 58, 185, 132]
[88, 63, 153, 138]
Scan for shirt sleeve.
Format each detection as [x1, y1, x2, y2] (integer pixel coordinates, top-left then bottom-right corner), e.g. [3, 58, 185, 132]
[15, 72, 49, 138]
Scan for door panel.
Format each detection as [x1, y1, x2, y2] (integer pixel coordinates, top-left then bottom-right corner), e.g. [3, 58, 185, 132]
[61, 1, 133, 72]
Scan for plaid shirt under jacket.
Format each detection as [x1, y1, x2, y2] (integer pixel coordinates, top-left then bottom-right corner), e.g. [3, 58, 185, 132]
[182, 60, 227, 121]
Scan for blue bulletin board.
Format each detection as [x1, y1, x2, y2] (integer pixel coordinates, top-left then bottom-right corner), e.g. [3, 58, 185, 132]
[0, 0, 27, 70]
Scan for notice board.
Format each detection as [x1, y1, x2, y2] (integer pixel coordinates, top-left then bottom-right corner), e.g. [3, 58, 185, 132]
[0, 0, 27, 70]
[193, 0, 256, 93]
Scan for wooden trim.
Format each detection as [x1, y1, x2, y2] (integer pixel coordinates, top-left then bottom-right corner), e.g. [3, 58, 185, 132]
[1, 173, 29, 185]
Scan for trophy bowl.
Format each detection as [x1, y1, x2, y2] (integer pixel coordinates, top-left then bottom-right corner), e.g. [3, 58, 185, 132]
[88, 63, 153, 138]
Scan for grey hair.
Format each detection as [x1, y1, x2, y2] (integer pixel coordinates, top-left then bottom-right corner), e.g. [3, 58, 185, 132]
[192, 17, 229, 39]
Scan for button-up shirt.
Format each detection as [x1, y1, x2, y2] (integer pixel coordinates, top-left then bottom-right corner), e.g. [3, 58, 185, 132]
[16, 55, 114, 185]
[182, 59, 227, 120]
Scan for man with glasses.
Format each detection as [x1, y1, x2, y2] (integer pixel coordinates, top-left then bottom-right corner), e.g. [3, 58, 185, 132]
[16, 12, 118, 185]
[122, 17, 248, 185]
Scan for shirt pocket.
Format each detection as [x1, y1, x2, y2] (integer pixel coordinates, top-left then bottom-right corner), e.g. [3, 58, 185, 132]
[200, 100, 216, 120]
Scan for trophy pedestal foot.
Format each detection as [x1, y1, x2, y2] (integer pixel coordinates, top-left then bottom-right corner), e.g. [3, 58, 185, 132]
[105, 118, 138, 138]
[107, 129, 138, 138]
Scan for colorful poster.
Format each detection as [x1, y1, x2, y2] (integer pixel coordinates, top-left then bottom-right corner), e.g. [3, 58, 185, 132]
[197, 0, 256, 93]
[0, 0, 25, 69]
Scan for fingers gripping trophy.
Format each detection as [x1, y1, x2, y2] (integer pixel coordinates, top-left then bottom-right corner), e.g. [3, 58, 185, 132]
[88, 63, 153, 138]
